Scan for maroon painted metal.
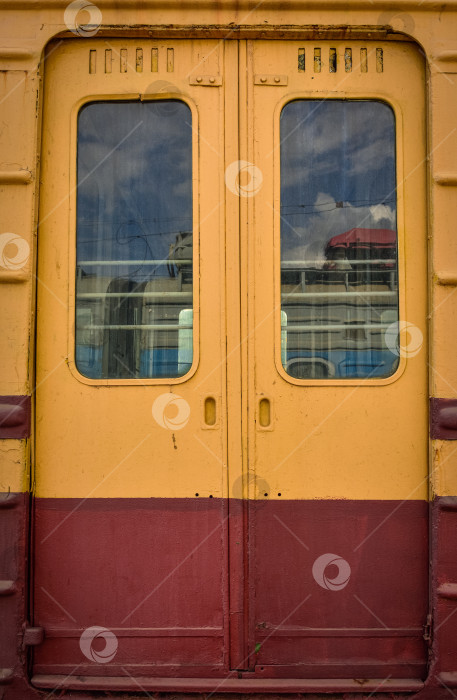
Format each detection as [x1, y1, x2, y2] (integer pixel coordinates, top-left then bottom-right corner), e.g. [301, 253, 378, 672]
[249, 499, 428, 679]
[437, 582, 457, 599]
[0, 492, 40, 700]
[31, 675, 425, 692]
[430, 398, 457, 439]
[2, 493, 457, 698]
[228, 496, 250, 669]
[0, 395, 31, 439]
[426, 497, 457, 691]
[23, 626, 45, 645]
[32, 497, 428, 683]
[33, 496, 229, 678]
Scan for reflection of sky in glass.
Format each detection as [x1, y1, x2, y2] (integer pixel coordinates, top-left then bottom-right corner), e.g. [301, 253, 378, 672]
[77, 101, 192, 278]
[280, 100, 396, 264]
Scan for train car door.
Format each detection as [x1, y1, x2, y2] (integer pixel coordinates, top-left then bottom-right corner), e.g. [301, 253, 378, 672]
[242, 40, 429, 681]
[33, 36, 428, 691]
[33, 38, 238, 682]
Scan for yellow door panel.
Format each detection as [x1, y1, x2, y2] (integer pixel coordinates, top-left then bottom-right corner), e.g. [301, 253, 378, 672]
[36, 39, 230, 499]
[244, 40, 427, 500]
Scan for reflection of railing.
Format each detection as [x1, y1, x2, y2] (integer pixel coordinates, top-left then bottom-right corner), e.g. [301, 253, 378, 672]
[281, 259, 396, 267]
[75, 258, 194, 378]
[78, 259, 192, 266]
[281, 261, 397, 292]
[81, 324, 192, 331]
[77, 292, 192, 299]
[281, 323, 391, 332]
[280, 256, 398, 378]
[282, 291, 396, 299]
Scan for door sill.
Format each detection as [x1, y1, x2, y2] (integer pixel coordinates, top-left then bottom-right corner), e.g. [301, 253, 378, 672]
[32, 675, 424, 693]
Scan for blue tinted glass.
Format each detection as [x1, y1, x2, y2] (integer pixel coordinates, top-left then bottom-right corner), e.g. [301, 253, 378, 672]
[75, 101, 193, 379]
[280, 100, 399, 379]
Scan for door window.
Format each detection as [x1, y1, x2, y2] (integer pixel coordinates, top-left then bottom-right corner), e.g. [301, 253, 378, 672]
[280, 100, 398, 379]
[75, 100, 193, 379]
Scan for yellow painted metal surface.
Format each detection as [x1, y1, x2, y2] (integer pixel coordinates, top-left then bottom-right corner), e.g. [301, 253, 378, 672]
[0, 69, 39, 397]
[243, 40, 428, 500]
[35, 38, 428, 500]
[431, 441, 457, 497]
[430, 66, 457, 401]
[0, 1, 456, 501]
[36, 39, 229, 498]
[0, 441, 29, 493]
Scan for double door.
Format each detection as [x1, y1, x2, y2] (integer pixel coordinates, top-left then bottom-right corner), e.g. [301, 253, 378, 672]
[33, 38, 428, 688]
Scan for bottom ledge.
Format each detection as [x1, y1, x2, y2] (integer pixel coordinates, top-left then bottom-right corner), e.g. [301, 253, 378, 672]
[0, 669, 14, 685]
[31, 675, 425, 693]
[438, 672, 457, 688]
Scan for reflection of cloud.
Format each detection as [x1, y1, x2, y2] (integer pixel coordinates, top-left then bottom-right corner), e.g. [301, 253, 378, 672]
[281, 137, 393, 187]
[76, 101, 193, 267]
[79, 107, 191, 206]
[280, 100, 396, 205]
[279, 225, 326, 266]
[281, 131, 393, 190]
[282, 240, 326, 267]
[370, 203, 395, 225]
[344, 138, 393, 177]
[282, 193, 396, 263]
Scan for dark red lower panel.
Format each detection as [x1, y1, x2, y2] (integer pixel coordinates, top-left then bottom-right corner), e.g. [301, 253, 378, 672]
[3, 494, 457, 697]
[250, 500, 428, 678]
[0, 493, 28, 676]
[429, 496, 457, 695]
[0, 491, 41, 700]
[31, 497, 428, 683]
[32, 497, 230, 677]
[31, 675, 425, 693]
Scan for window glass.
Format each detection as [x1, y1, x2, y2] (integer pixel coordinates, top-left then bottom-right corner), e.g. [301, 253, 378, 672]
[75, 101, 193, 379]
[280, 100, 398, 379]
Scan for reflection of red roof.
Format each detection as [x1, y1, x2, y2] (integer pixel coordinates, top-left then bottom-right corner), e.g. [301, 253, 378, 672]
[326, 228, 396, 251]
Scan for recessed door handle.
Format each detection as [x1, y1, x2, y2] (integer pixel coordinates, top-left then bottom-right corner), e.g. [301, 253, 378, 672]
[258, 398, 271, 428]
[204, 396, 217, 426]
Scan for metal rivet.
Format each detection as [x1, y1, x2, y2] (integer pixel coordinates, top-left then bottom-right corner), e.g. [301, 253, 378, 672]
[260, 76, 267, 83]
[209, 76, 215, 83]
[196, 76, 202, 83]
[274, 76, 280, 83]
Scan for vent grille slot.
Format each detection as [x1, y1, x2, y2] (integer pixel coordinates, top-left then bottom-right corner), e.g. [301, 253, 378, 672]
[298, 47, 384, 73]
[88, 47, 175, 74]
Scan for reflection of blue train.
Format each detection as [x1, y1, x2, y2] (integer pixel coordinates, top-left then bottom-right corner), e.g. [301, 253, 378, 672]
[281, 227, 399, 379]
[75, 271, 193, 379]
[76, 226, 399, 381]
[76, 344, 192, 379]
[75, 307, 193, 379]
[76, 236, 194, 380]
[76, 324, 398, 381]
[283, 350, 398, 379]
[75, 343, 102, 379]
